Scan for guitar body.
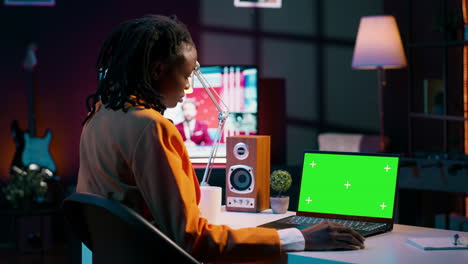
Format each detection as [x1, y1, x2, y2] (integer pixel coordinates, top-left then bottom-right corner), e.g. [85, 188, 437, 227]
[9, 43, 57, 174]
[22, 129, 56, 173]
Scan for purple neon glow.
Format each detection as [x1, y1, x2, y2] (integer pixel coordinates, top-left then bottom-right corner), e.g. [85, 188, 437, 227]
[4, 0, 55, 6]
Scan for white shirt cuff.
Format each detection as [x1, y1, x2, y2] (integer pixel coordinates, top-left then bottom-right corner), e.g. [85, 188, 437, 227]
[277, 228, 305, 251]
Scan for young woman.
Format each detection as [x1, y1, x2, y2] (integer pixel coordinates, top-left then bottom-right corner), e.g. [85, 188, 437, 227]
[76, 14, 364, 263]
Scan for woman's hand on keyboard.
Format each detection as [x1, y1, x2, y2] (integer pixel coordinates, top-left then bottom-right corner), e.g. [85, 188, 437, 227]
[300, 220, 365, 250]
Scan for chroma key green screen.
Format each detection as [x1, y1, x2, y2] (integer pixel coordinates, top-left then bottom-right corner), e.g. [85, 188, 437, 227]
[298, 152, 399, 219]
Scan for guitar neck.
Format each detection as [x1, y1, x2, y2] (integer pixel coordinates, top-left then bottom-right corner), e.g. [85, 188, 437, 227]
[28, 70, 36, 137]
[23, 42, 38, 137]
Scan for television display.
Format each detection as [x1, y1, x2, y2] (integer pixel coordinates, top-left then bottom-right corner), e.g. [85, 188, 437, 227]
[164, 65, 259, 164]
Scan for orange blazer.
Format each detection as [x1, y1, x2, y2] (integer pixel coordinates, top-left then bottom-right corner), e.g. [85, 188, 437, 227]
[76, 103, 281, 263]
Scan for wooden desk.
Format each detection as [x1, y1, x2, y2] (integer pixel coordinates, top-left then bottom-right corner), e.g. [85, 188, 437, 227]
[82, 206, 468, 264]
[218, 207, 468, 264]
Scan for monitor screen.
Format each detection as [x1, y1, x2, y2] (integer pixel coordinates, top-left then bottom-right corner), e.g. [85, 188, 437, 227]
[164, 65, 259, 164]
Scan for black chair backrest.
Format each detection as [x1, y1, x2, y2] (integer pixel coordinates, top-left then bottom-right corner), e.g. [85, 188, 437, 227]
[62, 192, 200, 264]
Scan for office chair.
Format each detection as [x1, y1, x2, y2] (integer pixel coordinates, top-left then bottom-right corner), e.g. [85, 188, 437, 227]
[61, 192, 200, 264]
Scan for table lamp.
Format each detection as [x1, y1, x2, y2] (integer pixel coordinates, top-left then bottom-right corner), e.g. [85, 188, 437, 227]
[187, 61, 230, 186]
[351, 15, 407, 152]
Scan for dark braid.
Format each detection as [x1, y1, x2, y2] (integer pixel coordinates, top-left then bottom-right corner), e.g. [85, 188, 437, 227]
[82, 14, 194, 125]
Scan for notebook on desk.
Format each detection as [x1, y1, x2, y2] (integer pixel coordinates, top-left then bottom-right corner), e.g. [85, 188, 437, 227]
[259, 150, 400, 237]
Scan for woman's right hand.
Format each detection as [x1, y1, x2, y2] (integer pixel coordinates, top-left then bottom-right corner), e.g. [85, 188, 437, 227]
[300, 220, 365, 251]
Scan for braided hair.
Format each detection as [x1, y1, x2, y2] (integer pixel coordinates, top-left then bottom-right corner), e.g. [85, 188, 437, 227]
[82, 14, 194, 125]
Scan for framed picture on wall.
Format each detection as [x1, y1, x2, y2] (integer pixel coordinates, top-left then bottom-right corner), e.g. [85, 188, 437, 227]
[234, 0, 282, 8]
[4, 0, 55, 6]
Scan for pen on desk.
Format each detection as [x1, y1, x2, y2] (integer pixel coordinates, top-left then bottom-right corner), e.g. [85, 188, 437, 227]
[453, 234, 459, 245]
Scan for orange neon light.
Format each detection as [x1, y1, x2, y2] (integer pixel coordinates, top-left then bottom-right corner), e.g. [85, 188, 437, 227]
[464, 46, 468, 155]
[466, 196, 468, 217]
[464, 0, 468, 155]
[463, 0, 468, 22]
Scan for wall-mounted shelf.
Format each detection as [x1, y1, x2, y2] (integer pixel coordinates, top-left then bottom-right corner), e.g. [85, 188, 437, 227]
[410, 113, 468, 122]
[409, 40, 468, 48]
[399, 157, 468, 193]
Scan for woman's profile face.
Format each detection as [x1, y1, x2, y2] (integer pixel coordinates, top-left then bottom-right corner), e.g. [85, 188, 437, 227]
[157, 43, 198, 108]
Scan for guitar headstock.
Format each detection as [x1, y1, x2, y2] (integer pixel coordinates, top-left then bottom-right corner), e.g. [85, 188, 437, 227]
[23, 43, 38, 72]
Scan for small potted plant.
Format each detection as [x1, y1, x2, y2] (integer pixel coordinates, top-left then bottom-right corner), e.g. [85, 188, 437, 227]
[2, 164, 53, 210]
[270, 169, 292, 214]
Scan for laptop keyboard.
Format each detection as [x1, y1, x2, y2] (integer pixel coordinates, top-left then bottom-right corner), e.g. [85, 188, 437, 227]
[278, 215, 386, 231]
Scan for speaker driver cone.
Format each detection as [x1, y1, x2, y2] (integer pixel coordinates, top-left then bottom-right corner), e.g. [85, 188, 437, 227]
[230, 167, 253, 191]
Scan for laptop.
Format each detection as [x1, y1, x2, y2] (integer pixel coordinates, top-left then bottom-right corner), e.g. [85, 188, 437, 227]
[259, 150, 400, 237]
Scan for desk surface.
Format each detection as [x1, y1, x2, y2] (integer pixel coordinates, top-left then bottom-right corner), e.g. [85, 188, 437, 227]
[218, 207, 468, 264]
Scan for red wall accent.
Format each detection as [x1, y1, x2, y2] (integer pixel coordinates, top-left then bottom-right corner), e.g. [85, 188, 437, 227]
[0, 1, 200, 185]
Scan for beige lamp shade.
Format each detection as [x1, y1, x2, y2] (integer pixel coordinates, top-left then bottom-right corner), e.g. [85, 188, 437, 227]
[352, 15, 407, 69]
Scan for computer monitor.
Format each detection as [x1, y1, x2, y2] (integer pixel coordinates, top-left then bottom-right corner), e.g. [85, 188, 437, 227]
[164, 65, 259, 164]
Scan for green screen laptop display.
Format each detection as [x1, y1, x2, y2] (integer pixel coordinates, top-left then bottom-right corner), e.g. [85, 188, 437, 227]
[297, 152, 399, 219]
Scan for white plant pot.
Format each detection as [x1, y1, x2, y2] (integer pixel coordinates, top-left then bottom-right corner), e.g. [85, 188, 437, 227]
[270, 196, 290, 214]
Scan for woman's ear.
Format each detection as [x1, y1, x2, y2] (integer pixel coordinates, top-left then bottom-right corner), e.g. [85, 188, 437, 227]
[151, 61, 167, 80]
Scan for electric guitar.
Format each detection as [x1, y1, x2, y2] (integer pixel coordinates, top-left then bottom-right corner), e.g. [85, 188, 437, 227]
[10, 43, 56, 173]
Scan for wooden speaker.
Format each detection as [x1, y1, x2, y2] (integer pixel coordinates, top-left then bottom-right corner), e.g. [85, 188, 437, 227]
[225, 135, 270, 212]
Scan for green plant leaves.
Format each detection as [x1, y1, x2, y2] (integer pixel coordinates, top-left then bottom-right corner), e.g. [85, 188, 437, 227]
[270, 170, 292, 197]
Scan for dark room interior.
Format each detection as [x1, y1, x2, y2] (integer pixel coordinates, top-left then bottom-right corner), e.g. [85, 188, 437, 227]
[0, 0, 467, 263]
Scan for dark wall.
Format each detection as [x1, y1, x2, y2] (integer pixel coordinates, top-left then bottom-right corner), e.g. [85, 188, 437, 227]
[0, 0, 200, 185]
[382, 0, 411, 155]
